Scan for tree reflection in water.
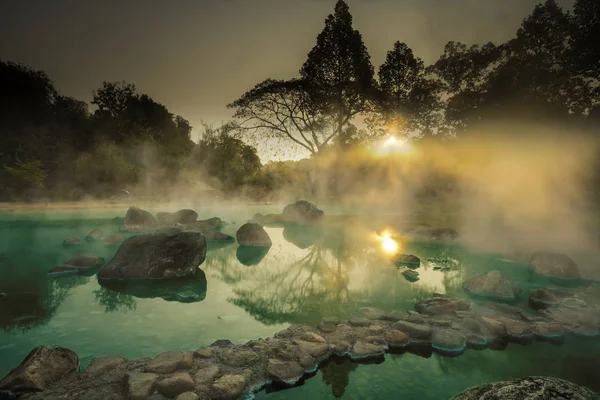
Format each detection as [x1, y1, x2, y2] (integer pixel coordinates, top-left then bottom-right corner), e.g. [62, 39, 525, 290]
[93, 287, 137, 313]
[320, 357, 359, 398]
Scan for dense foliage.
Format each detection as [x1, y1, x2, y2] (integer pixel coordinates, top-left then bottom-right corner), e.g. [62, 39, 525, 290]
[1, 0, 598, 202]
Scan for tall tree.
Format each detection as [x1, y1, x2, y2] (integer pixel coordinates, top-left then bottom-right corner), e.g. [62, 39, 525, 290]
[370, 41, 443, 137]
[300, 0, 375, 139]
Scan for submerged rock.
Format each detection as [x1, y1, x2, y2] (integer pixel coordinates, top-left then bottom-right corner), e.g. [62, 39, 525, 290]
[402, 269, 420, 282]
[463, 270, 519, 301]
[98, 232, 206, 280]
[282, 200, 324, 223]
[0, 345, 78, 393]
[122, 206, 156, 231]
[528, 288, 576, 309]
[529, 252, 580, 280]
[450, 376, 600, 399]
[65, 254, 105, 271]
[236, 223, 272, 247]
[62, 236, 80, 246]
[47, 265, 79, 277]
[394, 254, 420, 268]
[540, 306, 600, 336]
[103, 234, 126, 245]
[415, 296, 470, 315]
[85, 228, 103, 241]
[156, 209, 198, 225]
[432, 329, 467, 355]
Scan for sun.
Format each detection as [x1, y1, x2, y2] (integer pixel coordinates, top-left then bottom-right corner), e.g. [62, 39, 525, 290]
[379, 231, 399, 254]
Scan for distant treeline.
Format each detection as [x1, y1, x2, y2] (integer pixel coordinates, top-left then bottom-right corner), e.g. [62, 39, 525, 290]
[0, 0, 598, 202]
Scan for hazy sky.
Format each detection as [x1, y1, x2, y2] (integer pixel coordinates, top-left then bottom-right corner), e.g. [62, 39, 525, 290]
[0, 0, 574, 158]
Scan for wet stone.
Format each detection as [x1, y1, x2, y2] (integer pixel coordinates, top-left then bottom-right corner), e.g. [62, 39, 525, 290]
[415, 296, 470, 315]
[319, 321, 337, 333]
[128, 372, 159, 400]
[300, 332, 326, 343]
[176, 393, 199, 400]
[294, 340, 330, 358]
[328, 339, 351, 355]
[194, 365, 220, 384]
[360, 307, 388, 320]
[392, 320, 433, 340]
[367, 324, 386, 334]
[348, 316, 371, 327]
[275, 328, 294, 339]
[385, 330, 410, 347]
[146, 351, 193, 373]
[84, 355, 126, 375]
[193, 347, 214, 359]
[534, 322, 565, 339]
[432, 329, 467, 355]
[266, 359, 304, 384]
[479, 316, 507, 338]
[157, 372, 195, 398]
[350, 341, 385, 360]
[499, 318, 534, 343]
[220, 349, 260, 367]
[212, 374, 247, 399]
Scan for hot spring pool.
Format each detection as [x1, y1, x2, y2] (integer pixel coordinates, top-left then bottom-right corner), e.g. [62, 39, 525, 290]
[1, 204, 600, 399]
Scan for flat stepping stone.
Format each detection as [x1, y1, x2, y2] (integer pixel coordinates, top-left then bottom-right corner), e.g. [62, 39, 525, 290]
[293, 340, 329, 358]
[350, 341, 385, 360]
[212, 374, 247, 399]
[194, 365, 220, 384]
[127, 372, 159, 400]
[415, 296, 470, 315]
[157, 372, 195, 398]
[392, 320, 433, 340]
[300, 332, 325, 343]
[146, 351, 193, 373]
[266, 359, 304, 384]
[463, 270, 519, 301]
[385, 330, 410, 348]
[432, 329, 467, 355]
[348, 316, 371, 327]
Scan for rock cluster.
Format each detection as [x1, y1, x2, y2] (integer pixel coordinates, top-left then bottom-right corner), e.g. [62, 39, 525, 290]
[4, 289, 600, 400]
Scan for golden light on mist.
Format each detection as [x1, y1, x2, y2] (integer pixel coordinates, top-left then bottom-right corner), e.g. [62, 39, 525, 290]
[374, 135, 412, 156]
[376, 229, 400, 254]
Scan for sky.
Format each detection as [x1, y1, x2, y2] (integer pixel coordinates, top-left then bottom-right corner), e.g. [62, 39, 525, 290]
[0, 0, 575, 160]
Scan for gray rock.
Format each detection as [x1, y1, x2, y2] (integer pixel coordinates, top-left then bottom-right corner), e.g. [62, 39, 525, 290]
[350, 341, 385, 360]
[193, 348, 214, 359]
[266, 359, 304, 384]
[104, 234, 126, 245]
[84, 356, 126, 375]
[176, 392, 199, 400]
[212, 374, 247, 399]
[157, 372, 195, 398]
[432, 329, 467, 355]
[0, 345, 78, 392]
[98, 233, 206, 280]
[450, 376, 600, 399]
[220, 349, 259, 367]
[236, 223, 272, 247]
[122, 206, 157, 231]
[402, 269, 420, 282]
[282, 200, 324, 223]
[385, 330, 410, 347]
[65, 254, 105, 270]
[392, 320, 433, 340]
[415, 296, 471, 315]
[275, 328, 294, 339]
[300, 332, 326, 343]
[85, 228, 103, 240]
[463, 270, 519, 301]
[348, 316, 371, 327]
[146, 351, 193, 374]
[319, 321, 337, 333]
[534, 322, 565, 340]
[529, 252, 580, 280]
[128, 372, 159, 400]
[359, 307, 388, 320]
[193, 365, 220, 384]
[294, 340, 329, 358]
[156, 210, 199, 224]
[63, 236, 81, 246]
[497, 317, 534, 343]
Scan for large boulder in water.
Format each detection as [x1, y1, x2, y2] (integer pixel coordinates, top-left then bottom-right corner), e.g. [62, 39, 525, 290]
[463, 270, 520, 301]
[236, 223, 272, 247]
[450, 376, 600, 399]
[186, 217, 224, 231]
[98, 232, 206, 280]
[529, 251, 580, 280]
[282, 200, 324, 223]
[122, 207, 156, 231]
[156, 209, 198, 224]
[0, 345, 79, 394]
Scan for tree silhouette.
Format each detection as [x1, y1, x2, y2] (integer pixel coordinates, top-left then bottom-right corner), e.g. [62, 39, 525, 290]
[369, 41, 443, 137]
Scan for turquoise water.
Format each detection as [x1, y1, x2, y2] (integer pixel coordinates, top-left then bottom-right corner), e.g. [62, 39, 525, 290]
[1, 205, 600, 399]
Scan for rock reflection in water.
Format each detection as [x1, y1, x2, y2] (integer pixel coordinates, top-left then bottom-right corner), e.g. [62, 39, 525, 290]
[97, 269, 208, 305]
[236, 245, 271, 266]
[283, 224, 323, 249]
